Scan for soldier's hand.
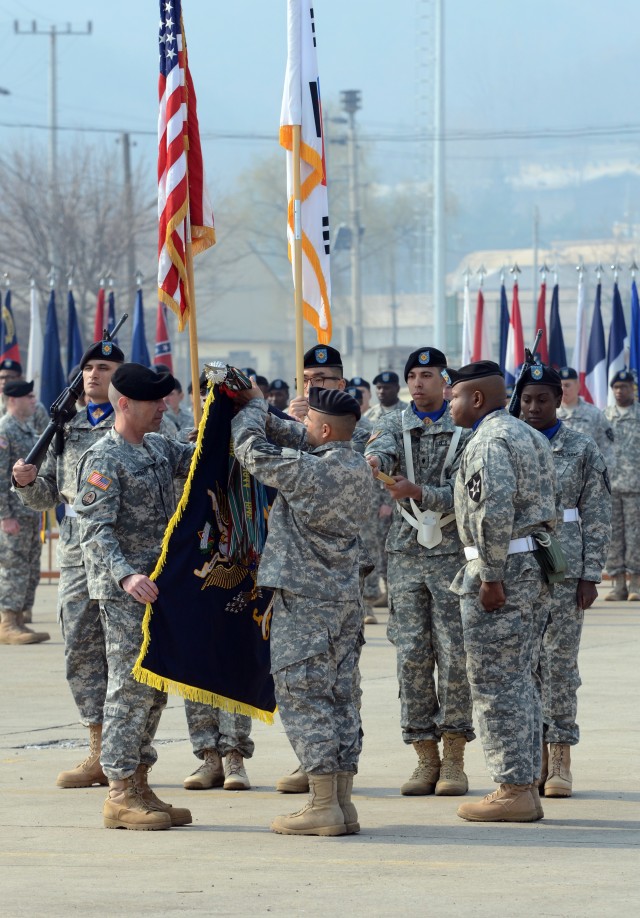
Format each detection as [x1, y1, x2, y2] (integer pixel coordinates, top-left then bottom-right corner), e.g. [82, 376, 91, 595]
[577, 579, 598, 610]
[385, 475, 422, 502]
[234, 383, 264, 406]
[378, 503, 394, 518]
[479, 580, 506, 612]
[287, 395, 309, 422]
[366, 456, 381, 476]
[12, 459, 38, 487]
[0, 518, 20, 535]
[121, 573, 159, 605]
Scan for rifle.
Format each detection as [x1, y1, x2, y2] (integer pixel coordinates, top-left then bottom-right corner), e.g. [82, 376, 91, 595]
[508, 328, 543, 418]
[24, 313, 129, 470]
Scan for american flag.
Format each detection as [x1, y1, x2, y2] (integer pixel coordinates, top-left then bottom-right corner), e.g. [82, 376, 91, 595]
[157, 0, 215, 331]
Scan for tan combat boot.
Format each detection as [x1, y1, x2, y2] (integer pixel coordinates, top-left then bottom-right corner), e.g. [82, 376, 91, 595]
[21, 608, 32, 623]
[538, 742, 549, 793]
[530, 784, 545, 820]
[400, 739, 441, 795]
[544, 744, 573, 797]
[103, 777, 172, 830]
[435, 733, 469, 796]
[223, 750, 250, 790]
[16, 610, 50, 643]
[627, 575, 640, 601]
[605, 574, 628, 601]
[183, 749, 224, 790]
[0, 610, 49, 644]
[457, 783, 542, 822]
[363, 604, 379, 625]
[271, 774, 346, 836]
[336, 772, 359, 834]
[276, 765, 309, 794]
[56, 724, 108, 788]
[134, 764, 192, 826]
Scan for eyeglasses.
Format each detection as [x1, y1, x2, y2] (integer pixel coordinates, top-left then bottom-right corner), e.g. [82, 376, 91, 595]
[295, 374, 342, 389]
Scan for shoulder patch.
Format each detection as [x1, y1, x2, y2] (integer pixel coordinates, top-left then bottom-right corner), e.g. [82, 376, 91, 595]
[87, 470, 112, 491]
[467, 471, 482, 503]
[81, 490, 97, 506]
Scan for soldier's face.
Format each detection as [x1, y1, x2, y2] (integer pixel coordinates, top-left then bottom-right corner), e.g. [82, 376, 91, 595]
[521, 385, 561, 430]
[305, 408, 330, 447]
[0, 370, 19, 393]
[164, 389, 183, 411]
[376, 382, 400, 407]
[613, 381, 635, 407]
[448, 382, 478, 428]
[356, 386, 371, 411]
[267, 388, 289, 410]
[125, 396, 167, 434]
[83, 360, 119, 404]
[407, 368, 444, 411]
[11, 393, 36, 420]
[561, 379, 580, 405]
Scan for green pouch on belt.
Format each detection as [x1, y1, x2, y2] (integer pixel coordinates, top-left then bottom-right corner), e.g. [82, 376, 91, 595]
[532, 530, 567, 584]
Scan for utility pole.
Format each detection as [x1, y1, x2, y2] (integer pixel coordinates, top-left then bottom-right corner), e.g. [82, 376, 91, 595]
[341, 89, 363, 376]
[432, 0, 446, 348]
[119, 132, 137, 314]
[14, 20, 92, 273]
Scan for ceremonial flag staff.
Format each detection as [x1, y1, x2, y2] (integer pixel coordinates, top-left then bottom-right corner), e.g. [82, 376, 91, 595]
[471, 265, 490, 362]
[573, 261, 589, 397]
[629, 260, 640, 386]
[535, 263, 550, 363]
[460, 266, 472, 366]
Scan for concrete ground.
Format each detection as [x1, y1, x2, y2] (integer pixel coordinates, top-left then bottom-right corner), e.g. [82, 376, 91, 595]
[1, 581, 638, 917]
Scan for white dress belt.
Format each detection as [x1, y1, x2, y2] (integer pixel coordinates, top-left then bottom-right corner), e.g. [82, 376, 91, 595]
[464, 535, 536, 562]
[64, 504, 77, 518]
[563, 508, 580, 523]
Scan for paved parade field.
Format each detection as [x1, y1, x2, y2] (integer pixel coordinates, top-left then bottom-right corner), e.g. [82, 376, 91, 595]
[1, 581, 638, 917]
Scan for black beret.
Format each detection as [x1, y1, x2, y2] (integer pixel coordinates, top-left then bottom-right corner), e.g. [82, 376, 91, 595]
[610, 369, 635, 386]
[348, 376, 370, 390]
[268, 378, 290, 392]
[519, 364, 562, 390]
[111, 363, 175, 400]
[240, 367, 258, 378]
[559, 367, 578, 380]
[304, 345, 343, 369]
[3, 379, 34, 398]
[345, 385, 364, 404]
[403, 347, 447, 381]
[0, 358, 22, 374]
[373, 371, 399, 385]
[308, 386, 361, 420]
[444, 360, 504, 387]
[80, 340, 125, 369]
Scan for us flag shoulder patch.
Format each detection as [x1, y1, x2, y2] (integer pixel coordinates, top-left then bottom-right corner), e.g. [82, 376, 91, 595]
[87, 470, 112, 491]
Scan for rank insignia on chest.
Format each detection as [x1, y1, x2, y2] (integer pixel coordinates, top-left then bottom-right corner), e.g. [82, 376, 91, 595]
[467, 471, 482, 502]
[87, 470, 112, 491]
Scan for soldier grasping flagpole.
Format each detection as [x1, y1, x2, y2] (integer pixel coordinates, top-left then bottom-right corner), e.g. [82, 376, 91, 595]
[157, 0, 215, 424]
[280, 0, 333, 395]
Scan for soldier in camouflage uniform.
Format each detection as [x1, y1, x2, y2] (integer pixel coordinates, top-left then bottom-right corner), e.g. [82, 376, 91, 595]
[0, 380, 49, 645]
[12, 341, 126, 786]
[164, 378, 193, 432]
[182, 701, 254, 791]
[520, 364, 611, 797]
[74, 364, 195, 831]
[0, 358, 49, 433]
[448, 360, 559, 823]
[603, 369, 640, 600]
[365, 348, 474, 798]
[233, 384, 372, 836]
[557, 366, 615, 472]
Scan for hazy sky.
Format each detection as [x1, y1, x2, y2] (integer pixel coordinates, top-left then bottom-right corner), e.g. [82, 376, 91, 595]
[1, 0, 638, 196]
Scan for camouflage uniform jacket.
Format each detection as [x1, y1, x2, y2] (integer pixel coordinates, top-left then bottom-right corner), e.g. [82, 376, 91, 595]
[549, 422, 611, 581]
[232, 399, 373, 600]
[0, 399, 48, 434]
[73, 428, 194, 600]
[452, 410, 559, 593]
[13, 410, 116, 567]
[557, 397, 615, 472]
[365, 403, 470, 557]
[165, 405, 193, 431]
[0, 415, 39, 520]
[603, 401, 640, 492]
[365, 398, 409, 425]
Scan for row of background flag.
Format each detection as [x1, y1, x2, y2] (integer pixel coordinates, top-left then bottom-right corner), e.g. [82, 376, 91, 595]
[0, 283, 173, 409]
[461, 272, 640, 408]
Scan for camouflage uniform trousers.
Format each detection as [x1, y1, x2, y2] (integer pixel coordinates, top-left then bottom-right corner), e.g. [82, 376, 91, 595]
[605, 491, 640, 575]
[539, 579, 584, 746]
[58, 564, 109, 726]
[99, 597, 167, 780]
[361, 504, 381, 601]
[0, 513, 41, 613]
[376, 488, 393, 587]
[460, 573, 550, 784]
[270, 589, 364, 775]
[387, 550, 474, 745]
[184, 699, 254, 759]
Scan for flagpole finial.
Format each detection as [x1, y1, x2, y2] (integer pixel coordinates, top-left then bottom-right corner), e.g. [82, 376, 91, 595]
[500, 267, 506, 285]
[48, 266, 56, 289]
[477, 265, 486, 287]
[107, 271, 114, 289]
[630, 259, 639, 278]
[576, 257, 586, 277]
[67, 266, 74, 290]
[462, 266, 472, 286]
[611, 261, 622, 282]
[135, 269, 144, 289]
[510, 263, 521, 281]
[595, 263, 605, 281]
[3, 272, 9, 289]
[29, 276, 36, 289]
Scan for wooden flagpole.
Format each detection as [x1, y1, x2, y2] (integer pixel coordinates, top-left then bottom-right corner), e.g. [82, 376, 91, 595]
[292, 124, 305, 397]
